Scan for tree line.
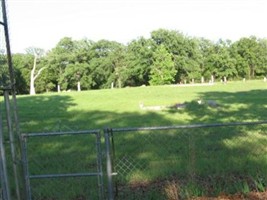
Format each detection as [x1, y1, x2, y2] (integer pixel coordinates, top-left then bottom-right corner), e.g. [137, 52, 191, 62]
[6, 29, 267, 94]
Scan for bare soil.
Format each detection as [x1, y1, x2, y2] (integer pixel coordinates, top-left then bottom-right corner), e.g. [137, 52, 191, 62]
[117, 177, 267, 200]
[192, 191, 267, 200]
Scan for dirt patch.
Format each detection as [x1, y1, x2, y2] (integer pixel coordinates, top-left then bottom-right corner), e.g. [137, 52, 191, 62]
[115, 176, 267, 200]
[192, 191, 267, 200]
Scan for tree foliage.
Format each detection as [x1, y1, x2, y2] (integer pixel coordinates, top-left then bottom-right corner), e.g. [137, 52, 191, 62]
[149, 45, 176, 85]
[8, 29, 267, 94]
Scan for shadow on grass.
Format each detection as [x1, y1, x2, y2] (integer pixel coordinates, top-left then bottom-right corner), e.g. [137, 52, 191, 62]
[13, 89, 267, 199]
[179, 89, 267, 123]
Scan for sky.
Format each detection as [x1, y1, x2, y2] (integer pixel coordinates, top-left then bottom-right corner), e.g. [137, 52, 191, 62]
[5, 0, 267, 53]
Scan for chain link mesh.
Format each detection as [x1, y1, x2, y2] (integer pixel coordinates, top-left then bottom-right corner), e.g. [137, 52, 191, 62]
[110, 124, 267, 199]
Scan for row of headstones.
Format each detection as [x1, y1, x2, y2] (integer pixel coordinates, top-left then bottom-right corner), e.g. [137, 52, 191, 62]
[183, 76, 225, 84]
[184, 76, 267, 84]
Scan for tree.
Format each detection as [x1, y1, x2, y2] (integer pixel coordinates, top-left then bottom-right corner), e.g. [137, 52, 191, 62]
[46, 37, 76, 91]
[64, 38, 94, 91]
[232, 36, 264, 79]
[210, 40, 237, 80]
[123, 37, 153, 86]
[149, 45, 176, 85]
[109, 45, 127, 88]
[151, 29, 201, 83]
[12, 53, 32, 94]
[196, 38, 215, 81]
[9, 32, 267, 95]
[258, 39, 267, 76]
[25, 47, 46, 95]
[0, 52, 9, 91]
[88, 40, 124, 89]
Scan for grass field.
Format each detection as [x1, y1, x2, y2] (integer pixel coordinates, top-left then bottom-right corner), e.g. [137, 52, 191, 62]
[12, 80, 267, 132]
[1, 80, 267, 199]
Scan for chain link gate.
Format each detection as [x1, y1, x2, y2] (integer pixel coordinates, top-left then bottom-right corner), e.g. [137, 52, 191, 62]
[21, 130, 104, 200]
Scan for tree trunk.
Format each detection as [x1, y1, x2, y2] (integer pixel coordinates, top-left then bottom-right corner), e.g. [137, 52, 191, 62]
[30, 56, 46, 95]
[118, 79, 121, 88]
[29, 56, 37, 95]
[250, 65, 255, 79]
[29, 73, 35, 95]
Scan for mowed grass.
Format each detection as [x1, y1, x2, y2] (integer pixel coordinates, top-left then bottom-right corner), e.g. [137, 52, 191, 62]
[1, 80, 267, 199]
[10, 79, 267, 132]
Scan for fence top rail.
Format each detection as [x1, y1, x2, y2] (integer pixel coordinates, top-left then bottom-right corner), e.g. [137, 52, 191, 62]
[109, 120, 267, 133]
[22, 129, 101, 138]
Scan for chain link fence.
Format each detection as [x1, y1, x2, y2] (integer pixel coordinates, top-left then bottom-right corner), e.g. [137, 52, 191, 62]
[2, 119, 267, 199]
[105, 122, 267, 199]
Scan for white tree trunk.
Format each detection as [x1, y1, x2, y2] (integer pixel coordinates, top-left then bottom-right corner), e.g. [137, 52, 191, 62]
[30, 72, 35, 95]
[29, 56, 46, 95]
[30, 56, 37, 95]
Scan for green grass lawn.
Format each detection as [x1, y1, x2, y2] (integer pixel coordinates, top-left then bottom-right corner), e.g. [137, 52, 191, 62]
[1, 80, 267, 199]
[8, 80, 267, 132]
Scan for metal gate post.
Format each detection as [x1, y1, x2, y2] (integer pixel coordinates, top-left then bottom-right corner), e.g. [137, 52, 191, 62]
[104, 128, 114, 200]
[21, 135, 31, 200]
[96, 131, 104, 200]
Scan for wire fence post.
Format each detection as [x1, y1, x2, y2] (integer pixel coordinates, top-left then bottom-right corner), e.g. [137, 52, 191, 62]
[3, 90, 21, 200]
[0, 105, 11, 200]
[104, 128, 114, 200]
[21, 135, 31, 200]
[96, 131, 104, 200]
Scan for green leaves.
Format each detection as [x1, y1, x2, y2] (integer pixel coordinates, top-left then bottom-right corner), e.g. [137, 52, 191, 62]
[232, 36, 267, 79]
[9, 30, 267, 94]
[149, 45, 176, 85]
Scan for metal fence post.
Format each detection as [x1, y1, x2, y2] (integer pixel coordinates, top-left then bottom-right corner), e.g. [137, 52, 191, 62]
[104, 128, 114, 200]
[4, 90, 21, 200]
[0, 106, 11, 200]
[96, 131, 104, 200]
[21, 135, 31, 200]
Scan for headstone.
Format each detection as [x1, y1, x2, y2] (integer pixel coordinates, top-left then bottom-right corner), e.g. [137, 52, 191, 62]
[57, 84, 61, 92]
[77, 81, 81, 92]
[223, 76, 227, 83]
